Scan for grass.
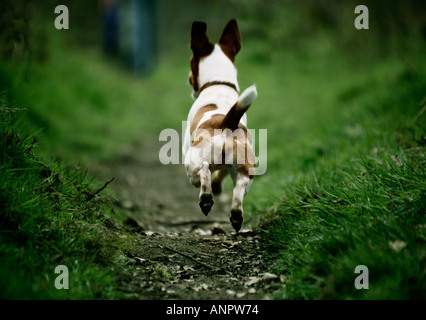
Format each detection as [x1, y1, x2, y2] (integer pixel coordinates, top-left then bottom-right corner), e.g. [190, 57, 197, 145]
[0, 103, 139, 299]
[1, 0, 425, 299]
[249, 43, 426, 299]
[264, 149, 425, 299]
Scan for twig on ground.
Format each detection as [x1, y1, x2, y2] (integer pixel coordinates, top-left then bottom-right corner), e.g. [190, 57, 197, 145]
[166, 219, 228, 227]
[160, 245, 214, 270]
[85, 177, 115, 201]
[409, 96, 426, 127]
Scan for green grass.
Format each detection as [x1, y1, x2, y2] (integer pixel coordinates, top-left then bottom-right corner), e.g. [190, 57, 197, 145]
[248, 44, 426, 299]
[0, 104, 134, 299]
[264, 149, 425, 299]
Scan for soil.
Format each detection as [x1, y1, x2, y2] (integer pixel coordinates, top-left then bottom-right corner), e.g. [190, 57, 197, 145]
[90, 137, 278, 300]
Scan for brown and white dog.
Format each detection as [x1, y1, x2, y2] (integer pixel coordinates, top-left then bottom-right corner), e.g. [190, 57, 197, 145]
[183, 19, 257, 232]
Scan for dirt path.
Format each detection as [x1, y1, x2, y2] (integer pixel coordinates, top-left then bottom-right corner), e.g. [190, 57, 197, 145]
[90, 137, 277, 299]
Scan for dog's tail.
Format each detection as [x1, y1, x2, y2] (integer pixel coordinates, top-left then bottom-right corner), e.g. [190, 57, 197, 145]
[221, 85, 257, 130]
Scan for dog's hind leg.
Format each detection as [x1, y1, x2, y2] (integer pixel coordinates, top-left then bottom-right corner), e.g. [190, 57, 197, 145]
[211, 168, 228, 195]
[199, 161, 214, 215]
[229, 172, 252, 232]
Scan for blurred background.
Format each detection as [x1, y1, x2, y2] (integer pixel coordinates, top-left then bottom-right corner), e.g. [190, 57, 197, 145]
[1, 0, 425, 216]
[0, 0, 424, 162]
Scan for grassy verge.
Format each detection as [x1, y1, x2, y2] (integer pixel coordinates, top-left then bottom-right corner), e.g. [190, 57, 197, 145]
[256, 52, 426, 299]
[0, 103, 138, 299]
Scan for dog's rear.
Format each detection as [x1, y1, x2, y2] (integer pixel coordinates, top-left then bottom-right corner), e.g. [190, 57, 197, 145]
[183, 19, 257, 232]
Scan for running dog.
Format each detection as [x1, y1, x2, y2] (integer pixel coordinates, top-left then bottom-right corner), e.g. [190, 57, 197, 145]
[183, 19, 257, 232]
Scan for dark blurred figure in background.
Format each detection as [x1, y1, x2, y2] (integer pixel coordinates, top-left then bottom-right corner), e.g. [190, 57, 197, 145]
[101, 0, 119, 56]
[102, 0, 156, 74]
[126, 0, 156, 74]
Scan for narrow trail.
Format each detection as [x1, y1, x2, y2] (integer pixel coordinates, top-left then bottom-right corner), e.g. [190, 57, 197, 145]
[90, 137, 278, 299]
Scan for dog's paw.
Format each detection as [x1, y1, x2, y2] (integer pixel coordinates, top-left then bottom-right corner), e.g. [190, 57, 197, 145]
[230, 209, 243, 232]
[199, 193, 214, 216]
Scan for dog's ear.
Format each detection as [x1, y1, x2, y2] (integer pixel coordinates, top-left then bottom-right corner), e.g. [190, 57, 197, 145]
[219, 19, 241, 62]
[191, 21, 214, 57]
